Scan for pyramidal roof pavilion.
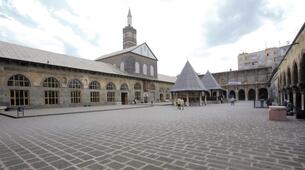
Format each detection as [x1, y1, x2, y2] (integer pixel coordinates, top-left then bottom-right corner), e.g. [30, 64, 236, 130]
[201, 70, 222, 90]
[170, 61, 207, 92]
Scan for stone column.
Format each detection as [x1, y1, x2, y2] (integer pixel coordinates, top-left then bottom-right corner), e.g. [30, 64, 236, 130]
[245, 88, 248, 101]
[205, 94, 207, 105]
[235, 89, 238, 101]
[226, 89, 229, 100]
[255, 87, 259, 101]
[293, 88, 297, 113]
[216, 90, 219, 101]
[199, 92, 202, 106]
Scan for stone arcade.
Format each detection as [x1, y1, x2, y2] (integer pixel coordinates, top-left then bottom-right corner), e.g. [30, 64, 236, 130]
[270, 22, 305, 118]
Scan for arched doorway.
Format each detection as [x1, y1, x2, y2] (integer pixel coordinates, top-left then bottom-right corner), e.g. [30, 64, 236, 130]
[229, 90, 236, 99]
[238, 89, 245, 100]
[248, 89, 256, 100]
[258, 88, 268, 100]
[120, 83, 129, 105]
[160, 94, 164, 102]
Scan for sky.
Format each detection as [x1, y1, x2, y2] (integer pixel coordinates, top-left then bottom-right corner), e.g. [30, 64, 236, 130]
[0, 0, 304, 76]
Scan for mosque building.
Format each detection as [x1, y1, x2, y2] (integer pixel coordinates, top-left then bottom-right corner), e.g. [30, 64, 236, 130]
[0, 10, 176, 109]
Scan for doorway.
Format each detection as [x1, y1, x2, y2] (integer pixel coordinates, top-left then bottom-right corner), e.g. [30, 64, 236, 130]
[121, 92, 128, 105]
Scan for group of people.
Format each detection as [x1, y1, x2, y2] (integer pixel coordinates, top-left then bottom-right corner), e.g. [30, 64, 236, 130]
[176, 98, 185, 110]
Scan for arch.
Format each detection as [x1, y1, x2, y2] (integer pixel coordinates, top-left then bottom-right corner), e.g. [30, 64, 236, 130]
[134, 83, 141, 90]
[292, 62, 298, 86]
[68, 79, 82, 88]
[106, 82, 116, 90]
[134, 83, 141, 101]
[212, 91, 217, 97]
[282, 73, 287, 87]
[150, 83, 155, 90]
[248, 89, 256, 100]
[42, 77, 60, 88]
[120, 83, 129, 91]
[238, 89, 245, 100]
[143, 64, 147, 75]
[89, 81, 101, 89]
[258, 88, 268, 100]
[287, 67, 291, 86]
[150, 65, 154, 76]
[206, 91, 210, 97]
[229, 90, 236, 98]
[8, 74, 31, 87]
[120, 62, 125, 71]
[135, 62, 140, 73]
[8, 74, 31, 106]
[159, 88, 164, 93]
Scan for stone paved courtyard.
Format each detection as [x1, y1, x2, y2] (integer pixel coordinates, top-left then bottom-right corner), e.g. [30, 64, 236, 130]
[0, 102, 305, 170]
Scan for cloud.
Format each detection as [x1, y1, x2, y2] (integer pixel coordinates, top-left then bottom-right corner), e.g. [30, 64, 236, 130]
[204, 0, 284, 47]
[0, 1, 38, 28]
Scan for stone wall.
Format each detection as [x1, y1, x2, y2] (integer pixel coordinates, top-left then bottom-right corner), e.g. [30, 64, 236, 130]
[0, 61, 172, 109]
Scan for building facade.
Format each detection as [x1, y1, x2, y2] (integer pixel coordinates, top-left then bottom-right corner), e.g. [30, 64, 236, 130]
[238, 45, 289, 70]
[0, 10, 175, 109]
[270, 23, 305, 117]
[200, 67, 272, 101]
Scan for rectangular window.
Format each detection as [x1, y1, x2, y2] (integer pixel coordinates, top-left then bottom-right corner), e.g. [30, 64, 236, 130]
[45, 91, 59, 105]
[10, 90, 29, 106]
[90, 91, 100, 103]
[71, 91, 81, 104]
[135, 91, 141, 100]
[107, 92, 115, 102]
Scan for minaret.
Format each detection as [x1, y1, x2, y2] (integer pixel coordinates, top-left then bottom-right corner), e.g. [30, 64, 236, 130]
[123, 8, 137, 49]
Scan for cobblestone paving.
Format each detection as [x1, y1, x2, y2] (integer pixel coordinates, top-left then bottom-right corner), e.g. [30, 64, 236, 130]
[0, 102, 305, 170]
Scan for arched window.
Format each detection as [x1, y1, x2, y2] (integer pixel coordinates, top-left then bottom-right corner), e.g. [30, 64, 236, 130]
[134, 83, 141, 90]
[120, 62, 125, 71]
[134, 83, 141, 100]
[135, 62, 140, 73]
[69, 79, 82, 89]
[43, 77, 60, 88]
[69, 79, 82, 104]
[120, 83, 129, 91]
[89, 81, 101, 89]
[150, 65, 154, 76]
[8, 74, 30, 106]
[143, 64, 147, 75]
[150, 83, 155, 90]
[89, 81, 100, 103]
[106, 82, 116, 90]
[106, 82, 116, 102]
[8, 74, 30, 87]
[43, 77, 60, 105]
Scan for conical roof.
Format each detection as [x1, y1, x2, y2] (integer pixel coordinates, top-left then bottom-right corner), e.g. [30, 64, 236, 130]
[201, 70, 222, 90]
[170, 61, 207, 92]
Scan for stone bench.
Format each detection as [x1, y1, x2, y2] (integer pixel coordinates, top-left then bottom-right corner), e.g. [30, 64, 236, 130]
[268, 106, 287, 121]
[0, 106, 7, 114]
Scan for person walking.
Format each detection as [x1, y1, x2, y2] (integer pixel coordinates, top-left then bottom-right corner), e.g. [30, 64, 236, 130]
[230, 97, 235, 106]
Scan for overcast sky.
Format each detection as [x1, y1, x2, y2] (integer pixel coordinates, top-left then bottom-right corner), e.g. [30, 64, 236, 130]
[0, 0, 304, 76]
